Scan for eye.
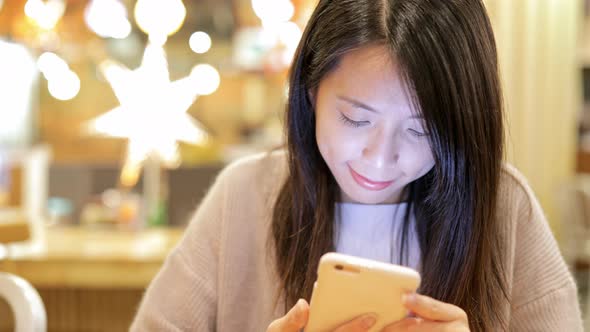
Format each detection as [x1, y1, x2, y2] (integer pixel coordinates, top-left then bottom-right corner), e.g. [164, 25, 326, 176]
[338, 113, 370, 128]
[407, 128, 428, 137]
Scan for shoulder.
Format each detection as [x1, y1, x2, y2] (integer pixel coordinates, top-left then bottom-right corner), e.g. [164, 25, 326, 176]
[497, 163, 538, 218]
[218, 149, 288, 184]
[495, 163, 549, 252]
[499, 163, 533, 197]
[179, 149, 288, 252]
[498, 169, 580, 322]
[213, 149, 288, 203]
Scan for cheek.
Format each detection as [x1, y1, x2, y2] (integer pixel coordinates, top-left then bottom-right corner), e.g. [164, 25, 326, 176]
[316, 115, 363, 161]
[315, 112, 333, 156]
[398, 142, 435, 175]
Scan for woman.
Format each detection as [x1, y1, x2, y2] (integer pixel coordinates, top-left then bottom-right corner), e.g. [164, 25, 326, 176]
[131, 0, 583, 330]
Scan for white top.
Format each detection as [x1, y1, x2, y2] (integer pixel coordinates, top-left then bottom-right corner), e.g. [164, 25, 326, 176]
[334, 202, 421, 271]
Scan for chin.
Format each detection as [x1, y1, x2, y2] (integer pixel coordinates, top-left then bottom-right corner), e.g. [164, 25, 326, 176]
[342, 189, 395, 205]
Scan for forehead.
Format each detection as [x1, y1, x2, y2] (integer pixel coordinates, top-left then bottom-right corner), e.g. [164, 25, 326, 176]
[321, 45, 417, 114]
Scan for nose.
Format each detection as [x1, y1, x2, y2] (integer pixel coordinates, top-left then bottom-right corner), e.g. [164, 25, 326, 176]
[362, 126, 399, 169]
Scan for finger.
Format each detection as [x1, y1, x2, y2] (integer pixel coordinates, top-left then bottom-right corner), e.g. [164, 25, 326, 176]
[381, 317, 422, 332]
[267, 299, 309, 332]
[403, 320, 469, 332]
[402, 293, 467, 322]
[332, 313, 377, 332]
[383, 318, 470, 332]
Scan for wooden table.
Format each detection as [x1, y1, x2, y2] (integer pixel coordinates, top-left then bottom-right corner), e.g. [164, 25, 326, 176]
[1, 226, 183, 288]
[0, 226, 184, 332]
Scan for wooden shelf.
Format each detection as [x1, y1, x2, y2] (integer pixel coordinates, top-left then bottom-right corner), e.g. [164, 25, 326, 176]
[0, 210, 29, 244]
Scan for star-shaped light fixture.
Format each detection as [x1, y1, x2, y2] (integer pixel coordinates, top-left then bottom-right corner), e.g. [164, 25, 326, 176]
[88, 42, 218, 173]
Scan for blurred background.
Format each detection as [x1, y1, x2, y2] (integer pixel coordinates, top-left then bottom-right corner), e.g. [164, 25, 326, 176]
[0, 0, 588, 331]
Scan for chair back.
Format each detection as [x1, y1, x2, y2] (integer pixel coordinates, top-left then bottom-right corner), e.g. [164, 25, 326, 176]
[0, 272, 46, 332]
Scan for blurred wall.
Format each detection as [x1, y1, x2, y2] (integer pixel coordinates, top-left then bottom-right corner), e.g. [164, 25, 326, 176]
[486, 0, 581, 237]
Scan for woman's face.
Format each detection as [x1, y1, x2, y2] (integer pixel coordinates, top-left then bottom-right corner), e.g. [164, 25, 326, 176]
[315, 45, 435, 204]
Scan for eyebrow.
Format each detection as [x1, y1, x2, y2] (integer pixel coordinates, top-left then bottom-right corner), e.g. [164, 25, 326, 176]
[337, 95, 424, 119]
[337, 96, 379, 113]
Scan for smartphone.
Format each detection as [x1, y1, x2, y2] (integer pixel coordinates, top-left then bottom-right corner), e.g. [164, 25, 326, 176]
[305, 252, 421, 332]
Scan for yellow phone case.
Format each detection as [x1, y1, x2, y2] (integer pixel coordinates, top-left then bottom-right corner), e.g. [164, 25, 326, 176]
[306, 252, 421, 332]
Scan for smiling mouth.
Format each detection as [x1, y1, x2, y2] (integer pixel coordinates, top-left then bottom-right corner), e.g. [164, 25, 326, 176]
[347, 165, 394, 191]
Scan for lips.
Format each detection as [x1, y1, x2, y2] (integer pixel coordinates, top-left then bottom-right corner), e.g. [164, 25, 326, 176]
[347, 165, 394, 191]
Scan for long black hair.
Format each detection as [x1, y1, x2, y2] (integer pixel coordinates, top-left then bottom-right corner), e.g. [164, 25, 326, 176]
[271, 1, 508, 330]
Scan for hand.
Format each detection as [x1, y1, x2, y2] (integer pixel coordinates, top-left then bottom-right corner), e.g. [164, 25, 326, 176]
[266, 299, 379, 332]
[382, 293, 470, 332]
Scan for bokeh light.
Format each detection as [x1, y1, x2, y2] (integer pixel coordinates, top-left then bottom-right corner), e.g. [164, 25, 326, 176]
[134, 0, 186, 43]
[85, 0, 131, 39]
[190, 64, 220, 96]
[47, 70, 80, 101]
[24, 0, 65, 30]
[252, 0, 294, 26]
[189, 31, 212, 54]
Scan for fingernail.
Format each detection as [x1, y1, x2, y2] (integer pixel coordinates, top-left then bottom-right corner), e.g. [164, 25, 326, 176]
[362, 314, 377, 328]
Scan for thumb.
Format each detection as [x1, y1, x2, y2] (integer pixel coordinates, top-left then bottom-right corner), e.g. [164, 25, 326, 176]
[267, 299, 310, 332]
